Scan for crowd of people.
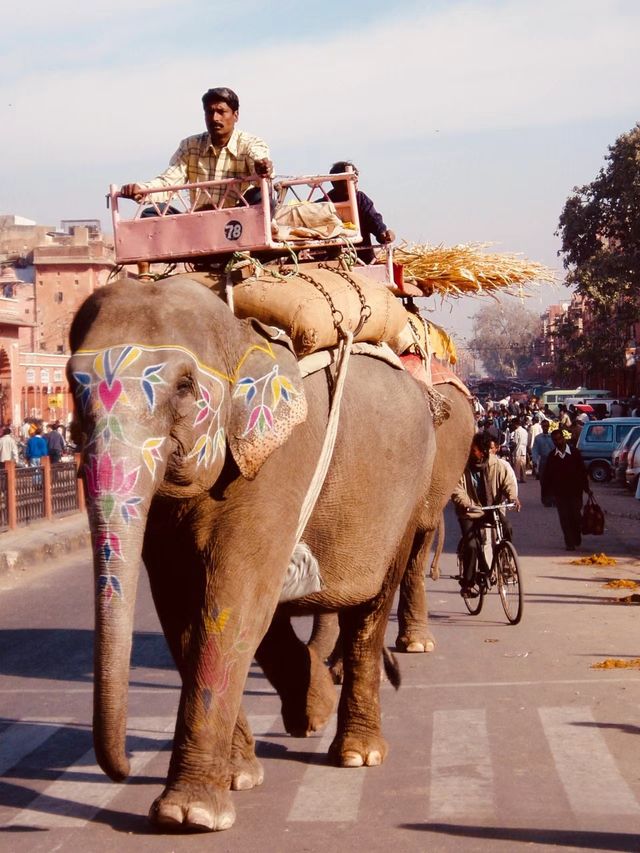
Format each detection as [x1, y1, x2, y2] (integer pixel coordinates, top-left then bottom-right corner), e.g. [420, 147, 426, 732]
[0, 420, 75, 468]
[469, 394, 595, 552]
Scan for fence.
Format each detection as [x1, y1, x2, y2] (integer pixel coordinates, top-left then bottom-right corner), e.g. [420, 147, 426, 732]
[0, 456, 85, 532]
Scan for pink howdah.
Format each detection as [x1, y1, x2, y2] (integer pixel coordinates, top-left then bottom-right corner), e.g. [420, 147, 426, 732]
[109, 172, 367, 265]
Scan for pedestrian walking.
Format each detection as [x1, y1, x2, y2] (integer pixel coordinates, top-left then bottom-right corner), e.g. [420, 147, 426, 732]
[511, 419, 529, 483]
[25, 428, 48, 467]
[0, 426, 20, 465]
[45, 423, 66, 463]
[541, 428, 591, 551]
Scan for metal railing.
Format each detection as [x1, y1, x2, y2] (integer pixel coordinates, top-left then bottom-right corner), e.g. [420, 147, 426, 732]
[51, 461, 80, 516]
[15, 465, 45, 525]
[0, 456, 85, 530]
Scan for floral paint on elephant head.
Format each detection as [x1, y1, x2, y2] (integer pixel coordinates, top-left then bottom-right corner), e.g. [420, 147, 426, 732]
[71, 343, 228, 606]
[71, 340, 302, 604]
[233, 364, 298, 437]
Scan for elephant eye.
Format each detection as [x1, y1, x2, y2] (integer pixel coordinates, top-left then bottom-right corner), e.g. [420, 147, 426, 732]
[176, 377, 194, 397]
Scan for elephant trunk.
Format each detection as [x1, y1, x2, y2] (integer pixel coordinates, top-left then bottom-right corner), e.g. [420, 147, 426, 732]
[83, 441, 159, 781]
[91, 513, 146, 781]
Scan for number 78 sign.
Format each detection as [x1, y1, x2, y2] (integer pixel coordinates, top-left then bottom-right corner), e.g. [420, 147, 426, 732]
[224, 220, 243, 241]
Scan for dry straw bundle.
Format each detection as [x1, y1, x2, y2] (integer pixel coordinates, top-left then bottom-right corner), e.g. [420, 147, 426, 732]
[386, 242, 556, 298]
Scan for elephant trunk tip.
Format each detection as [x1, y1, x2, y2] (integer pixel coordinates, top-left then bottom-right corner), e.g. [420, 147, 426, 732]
[93, 731, 131, 782]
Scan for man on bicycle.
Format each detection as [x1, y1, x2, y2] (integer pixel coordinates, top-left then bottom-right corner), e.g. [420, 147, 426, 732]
[452, 432, 521, 597]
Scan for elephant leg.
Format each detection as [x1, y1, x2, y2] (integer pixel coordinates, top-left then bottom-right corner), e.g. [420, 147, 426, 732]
[307, 612, 340, 662]
[307, 612, 345, 684]
[328, 598, 394, 768]
[256, 610, 337, 737]
[230, 706, 264, 791]
[142, 547, 238, 830]
[395, 528, 437, 654]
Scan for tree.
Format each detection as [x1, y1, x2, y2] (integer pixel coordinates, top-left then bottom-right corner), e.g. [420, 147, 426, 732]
[469, 299, 542, 378]
[556, 124, 640, 388]
[557, 123, 640, 301]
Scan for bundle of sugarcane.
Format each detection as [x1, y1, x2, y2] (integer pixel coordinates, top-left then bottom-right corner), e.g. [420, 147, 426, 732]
[384, 242, 556, 297]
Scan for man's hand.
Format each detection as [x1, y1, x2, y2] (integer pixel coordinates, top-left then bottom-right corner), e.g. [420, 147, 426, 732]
[514, 497, 522, 512]
[382, 229, 396, 243]
[120, 183, 145, 203]
[465, 505, 485, 518]
[254, 158, 273, 178]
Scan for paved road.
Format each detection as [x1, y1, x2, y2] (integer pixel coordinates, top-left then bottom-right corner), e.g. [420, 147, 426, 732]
[1, 479, 639, 852]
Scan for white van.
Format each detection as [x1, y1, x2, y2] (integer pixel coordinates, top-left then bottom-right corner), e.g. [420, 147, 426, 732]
[541, 388, 611, 414]
[565, 397, 614, 418]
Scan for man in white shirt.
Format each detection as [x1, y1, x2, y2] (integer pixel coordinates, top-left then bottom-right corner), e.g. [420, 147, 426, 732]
[121, 87, 272, 207]
[0, 427, 19, 464]
[511, 419, 529, 484]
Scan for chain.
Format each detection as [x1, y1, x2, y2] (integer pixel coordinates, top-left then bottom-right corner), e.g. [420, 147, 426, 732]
[318, 263, 372, 337]
[294, 271, 346, 337]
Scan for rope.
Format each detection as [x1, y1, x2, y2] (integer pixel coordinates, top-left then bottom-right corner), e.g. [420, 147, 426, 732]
[220, 255, 353, 547]
[296, 331, 353, 542]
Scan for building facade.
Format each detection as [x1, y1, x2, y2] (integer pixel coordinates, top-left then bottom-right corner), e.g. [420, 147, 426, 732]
[0, 217, 115, 426]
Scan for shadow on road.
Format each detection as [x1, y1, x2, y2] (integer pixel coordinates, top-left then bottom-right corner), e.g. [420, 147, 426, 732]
[401, 822, 640, 851]
[0, 629, 173, 682]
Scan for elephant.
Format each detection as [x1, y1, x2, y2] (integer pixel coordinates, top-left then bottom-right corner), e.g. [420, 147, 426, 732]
[307, 381, 475, 668]
[68, 275, 437, 832]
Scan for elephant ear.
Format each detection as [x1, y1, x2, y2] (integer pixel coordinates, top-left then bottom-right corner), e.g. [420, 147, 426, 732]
[228, 330, 307, 480]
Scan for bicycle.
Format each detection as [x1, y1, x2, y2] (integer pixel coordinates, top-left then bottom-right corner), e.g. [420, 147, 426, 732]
[455, 502, 523, 625]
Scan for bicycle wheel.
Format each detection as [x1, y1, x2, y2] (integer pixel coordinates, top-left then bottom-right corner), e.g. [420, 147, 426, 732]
[494, 541, 523, 624]
[458, 553, 484, 615]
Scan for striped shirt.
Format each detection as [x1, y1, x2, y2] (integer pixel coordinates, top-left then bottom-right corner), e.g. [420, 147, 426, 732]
[140, 129, 270, 208]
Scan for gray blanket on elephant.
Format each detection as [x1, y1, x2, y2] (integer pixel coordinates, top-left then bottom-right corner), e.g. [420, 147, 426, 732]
[298, 342, 450, 427]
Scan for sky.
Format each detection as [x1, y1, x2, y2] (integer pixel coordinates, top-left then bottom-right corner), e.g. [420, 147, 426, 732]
[2, 0, 639, 346]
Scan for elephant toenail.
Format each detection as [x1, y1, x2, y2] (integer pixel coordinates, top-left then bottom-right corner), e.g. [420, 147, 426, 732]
[342, 751, 364, 767]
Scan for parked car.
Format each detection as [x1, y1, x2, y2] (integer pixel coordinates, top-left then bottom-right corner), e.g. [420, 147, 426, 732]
[624, 434, 640, 490]
[612, 425, 640, 483]
[575, 417, 640, 482]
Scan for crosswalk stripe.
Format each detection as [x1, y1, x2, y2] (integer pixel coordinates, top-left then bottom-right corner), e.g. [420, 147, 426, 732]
[428, 709, 494, 820]
[539, 706, 640, 816]
[5, 717, 173, 829]
[287, 722, 366, 821]
[247, 714, 279, 736]
[0, 719, 70, 777]
[4, 714, 280, 829]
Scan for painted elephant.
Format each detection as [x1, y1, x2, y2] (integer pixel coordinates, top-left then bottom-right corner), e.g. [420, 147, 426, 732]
[68, 275, 437, 832]
[307, 381, 475, 667]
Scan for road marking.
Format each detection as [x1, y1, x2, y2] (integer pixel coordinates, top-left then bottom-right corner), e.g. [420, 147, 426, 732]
[247, 714, 279, 736]
[2, 677, 638, 695]
[287, 722, 366, 822]
[428, 709, 494, 820]
[0, 719, 71, 776]
[539, 706, 640, 816]
[5, 717, 173, 829]
[399, 678, 640, 689]
[3, 714, 279, 829]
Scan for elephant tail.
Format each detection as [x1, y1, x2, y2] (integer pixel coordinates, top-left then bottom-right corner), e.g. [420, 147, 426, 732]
[382, 647, 401, 690]
[429, 514, 445, 580]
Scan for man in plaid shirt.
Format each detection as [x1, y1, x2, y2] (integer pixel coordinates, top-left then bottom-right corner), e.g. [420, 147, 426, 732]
[121, 87, 272, 209]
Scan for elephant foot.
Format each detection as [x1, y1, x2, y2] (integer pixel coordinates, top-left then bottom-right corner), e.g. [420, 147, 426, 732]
[282, 646, 337, 737]
[149, 785, 235, 833]
[230, 753, 264, 791]
[395, 629, 435, 654]
[328, 732, 388, 767]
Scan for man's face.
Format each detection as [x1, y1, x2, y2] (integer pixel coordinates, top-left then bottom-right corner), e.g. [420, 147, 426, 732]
[330, 177, 352, 202]
[204, 100, 238, 144]
[552, 431, 566, 451]
[470, 444, 485, 463]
